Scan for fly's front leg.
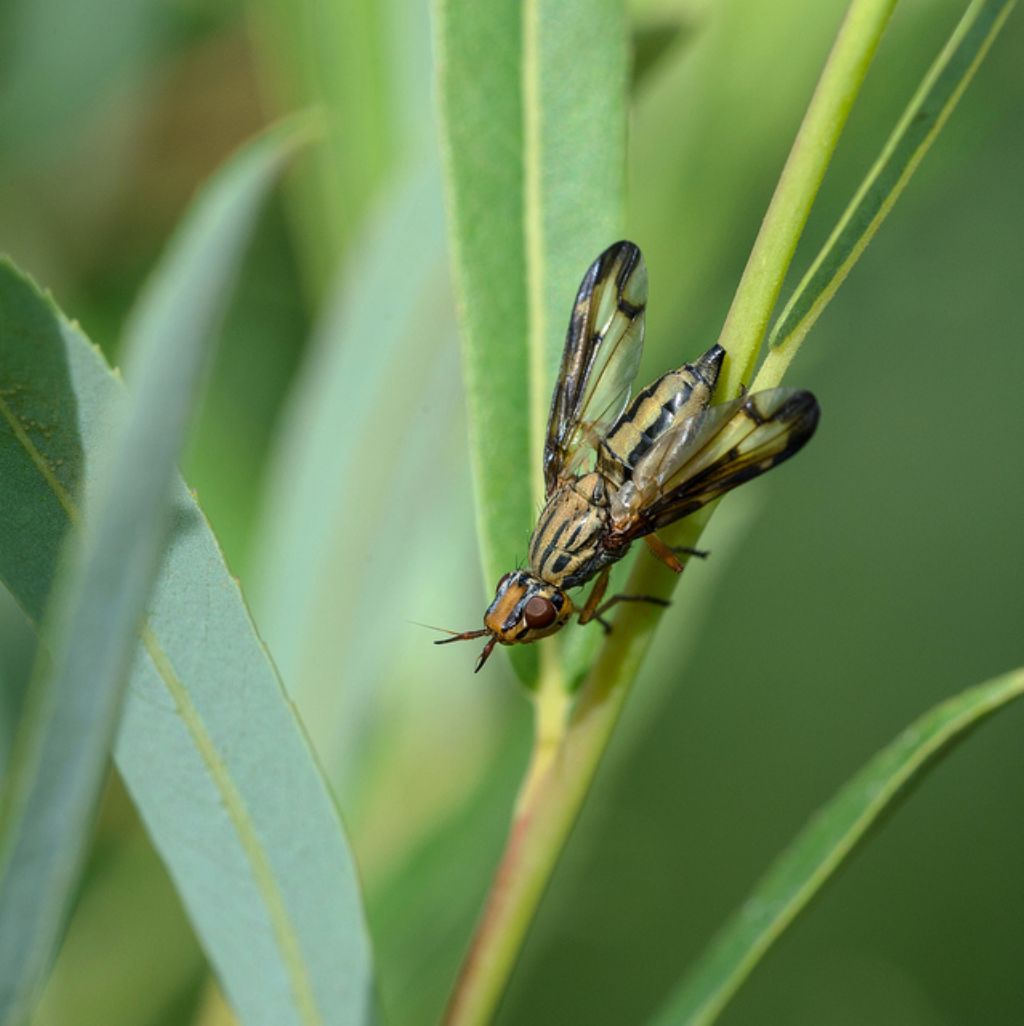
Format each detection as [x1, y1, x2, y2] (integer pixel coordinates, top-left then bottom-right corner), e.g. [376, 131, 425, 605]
[579, 568, 670, 635]
[577, 569, 612, 630]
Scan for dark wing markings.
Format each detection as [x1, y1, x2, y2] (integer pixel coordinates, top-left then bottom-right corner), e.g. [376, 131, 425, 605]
[608, 388, 820, 539]
[543, 241, 647, 496]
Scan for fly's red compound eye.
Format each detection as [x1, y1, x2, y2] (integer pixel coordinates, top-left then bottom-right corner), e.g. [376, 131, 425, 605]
[524, 595, 557, 630]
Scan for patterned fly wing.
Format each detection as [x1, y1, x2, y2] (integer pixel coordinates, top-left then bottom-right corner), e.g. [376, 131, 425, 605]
[543, 241, 647, 496]
[608, 388, 820, 538]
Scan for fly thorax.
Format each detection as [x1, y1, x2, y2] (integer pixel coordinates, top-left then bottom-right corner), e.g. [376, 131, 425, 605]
[527, 474, 611, 586]
[572, 472, 609, 507]
[610, 479, 642, 526]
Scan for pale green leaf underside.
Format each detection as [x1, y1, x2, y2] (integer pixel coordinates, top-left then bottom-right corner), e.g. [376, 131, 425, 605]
[0, 123, 311, 1026]
[652, 667, 1024, 1026]
[0, 126, 374, 1026]
[768, 0, 1016, 355]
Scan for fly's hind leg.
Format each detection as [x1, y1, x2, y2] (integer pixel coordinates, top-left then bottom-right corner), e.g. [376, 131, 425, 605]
[643, 533, 709, 571]
[644, 534, 683, 572]
[578, 568, 670, 635]
[670, 543, 710, 558]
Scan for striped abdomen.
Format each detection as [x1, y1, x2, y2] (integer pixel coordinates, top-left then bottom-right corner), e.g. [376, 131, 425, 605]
[528, 473, 619, 589]
[598, 343, 724, 484]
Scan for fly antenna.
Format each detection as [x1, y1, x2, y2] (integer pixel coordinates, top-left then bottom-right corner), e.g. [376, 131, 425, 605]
[408, 619, 471, 637]
[428, 626, 491, 646]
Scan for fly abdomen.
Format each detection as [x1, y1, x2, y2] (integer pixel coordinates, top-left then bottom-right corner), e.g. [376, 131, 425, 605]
[598, 344, 724, 483]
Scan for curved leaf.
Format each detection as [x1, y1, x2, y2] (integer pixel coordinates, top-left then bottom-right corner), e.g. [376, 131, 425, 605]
[253, 164, 458, 777]
[0, 123, 375, 1026]
[0, 121, 300, 1025]
[651, 667, 1024, 1026]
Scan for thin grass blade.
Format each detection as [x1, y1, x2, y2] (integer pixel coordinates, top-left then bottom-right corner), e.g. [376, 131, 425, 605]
[714, 0, 896, 397]
[764, 0, 1016, 373]
[650, 667, 1024, 1026]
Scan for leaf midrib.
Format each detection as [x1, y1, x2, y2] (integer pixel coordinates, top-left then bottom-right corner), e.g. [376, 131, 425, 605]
[0, 383, 322, 1026]
[0, 390, 78, 521]
[522, 0, 547, 514]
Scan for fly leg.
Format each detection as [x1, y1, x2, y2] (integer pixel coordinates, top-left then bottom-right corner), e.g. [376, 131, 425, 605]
[578, 568, 670, 635]
[593, 593, 670, 632]
[577, 569, 612, 628]
[644, 533, 709, 571]
[670, 543, 709, 558]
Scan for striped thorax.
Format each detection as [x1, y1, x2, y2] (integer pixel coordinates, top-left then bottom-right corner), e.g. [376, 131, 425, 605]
[528, 473, 617, 589]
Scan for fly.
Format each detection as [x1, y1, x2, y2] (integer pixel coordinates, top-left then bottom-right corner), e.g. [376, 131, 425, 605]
[438, 241, 820, 671]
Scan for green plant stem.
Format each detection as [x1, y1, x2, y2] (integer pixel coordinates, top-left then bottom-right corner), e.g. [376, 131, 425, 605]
[444, 524, 710, 1026]
[444, 3, 899, 1022]
[715, 0, 896, 398]
[442, 584, 669, 1026]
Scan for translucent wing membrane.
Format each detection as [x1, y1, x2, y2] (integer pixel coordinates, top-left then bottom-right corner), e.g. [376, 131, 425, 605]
[543, 241, 647, 495]
[609, 389, 820, 536]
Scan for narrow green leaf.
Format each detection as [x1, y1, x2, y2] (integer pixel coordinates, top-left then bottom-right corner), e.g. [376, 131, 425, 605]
[247, 0, 398, 291]
[434, 0, 530, 590]
[252, 164, 459, 774]
[0, 123, 374, 1026]
[651, 667, 1024, 1026]
[766, 0, 1016, 363]
[435, 0, 628, 685]
[520, 1, 629, 504]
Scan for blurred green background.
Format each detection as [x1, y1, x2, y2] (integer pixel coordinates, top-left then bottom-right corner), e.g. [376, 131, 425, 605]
[0, 0, 1022, 1024]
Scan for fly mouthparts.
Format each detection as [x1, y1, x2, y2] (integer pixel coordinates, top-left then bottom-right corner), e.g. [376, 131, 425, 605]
[474, 636, 498, 672]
